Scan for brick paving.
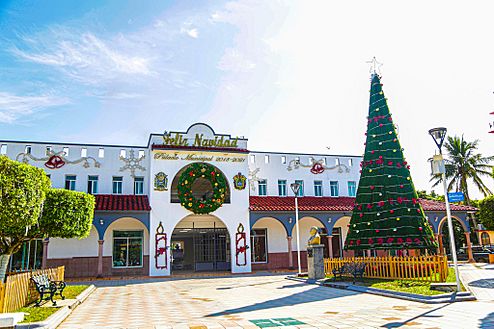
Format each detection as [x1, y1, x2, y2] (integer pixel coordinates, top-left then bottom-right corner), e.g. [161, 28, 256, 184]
[59, 274, 494, 328]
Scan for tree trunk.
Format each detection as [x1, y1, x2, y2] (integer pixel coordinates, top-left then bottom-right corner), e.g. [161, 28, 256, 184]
[0, 254, 10, 283]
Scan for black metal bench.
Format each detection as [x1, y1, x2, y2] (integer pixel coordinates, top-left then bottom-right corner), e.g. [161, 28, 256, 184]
[332, 262, 367, 283]
[30, 274, 66, 306]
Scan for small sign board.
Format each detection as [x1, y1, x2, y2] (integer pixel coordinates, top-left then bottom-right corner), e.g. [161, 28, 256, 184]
[447, 192, 464, 202]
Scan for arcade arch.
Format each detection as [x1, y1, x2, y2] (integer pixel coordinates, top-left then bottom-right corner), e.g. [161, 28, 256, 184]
[171, 214, 230, 272]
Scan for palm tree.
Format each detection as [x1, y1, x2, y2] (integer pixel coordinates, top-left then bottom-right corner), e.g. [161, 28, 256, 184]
[430, 135, 494, 205]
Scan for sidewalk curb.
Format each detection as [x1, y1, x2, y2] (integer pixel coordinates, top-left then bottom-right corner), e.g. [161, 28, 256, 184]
[16, 285, 96, 329]
[286, 276, 476, 304]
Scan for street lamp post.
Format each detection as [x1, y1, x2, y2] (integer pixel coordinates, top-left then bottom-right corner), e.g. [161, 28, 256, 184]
[290, 182, 302, 275]
[429, 127, 461, 292]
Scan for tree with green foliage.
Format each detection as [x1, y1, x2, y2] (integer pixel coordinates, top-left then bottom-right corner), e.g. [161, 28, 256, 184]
[344, 74, 437, 252]
[430, 136, 494, 205]
[417, 190, 445, 202]
[478, 195, 494, 230]
[0, 156, 95, 281]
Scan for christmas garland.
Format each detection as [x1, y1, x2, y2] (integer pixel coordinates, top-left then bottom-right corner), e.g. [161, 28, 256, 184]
[177, 163, 227, 214]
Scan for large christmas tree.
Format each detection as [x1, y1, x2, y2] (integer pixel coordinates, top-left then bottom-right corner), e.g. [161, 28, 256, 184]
[344, 73, 437, 251]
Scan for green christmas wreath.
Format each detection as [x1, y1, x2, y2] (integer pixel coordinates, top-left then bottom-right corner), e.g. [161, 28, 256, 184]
[177, 163, 227, 214]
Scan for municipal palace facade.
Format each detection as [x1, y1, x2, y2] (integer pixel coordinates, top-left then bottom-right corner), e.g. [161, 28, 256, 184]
[0, 123, 478, 278]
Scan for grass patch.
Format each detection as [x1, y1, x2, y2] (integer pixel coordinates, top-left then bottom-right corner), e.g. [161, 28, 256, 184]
[17, 285, 90, 323]
[18, 306, 59, 323]
[325, 267, 464, 296]
[57, 285, 90, 299]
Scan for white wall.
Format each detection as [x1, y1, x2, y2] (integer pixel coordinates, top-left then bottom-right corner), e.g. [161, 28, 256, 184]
[248, 152, 361, 197]
[149, 123, 251, 276]
[252, 217, 288, 253]
[0, 141, 149, 195]
[291, 217, 325, 251]
[48, 225, 99, 258]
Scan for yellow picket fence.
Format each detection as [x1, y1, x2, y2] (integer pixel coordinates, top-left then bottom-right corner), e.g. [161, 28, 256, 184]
[0, 266, 64, 313]
[324, 256, 448, 283]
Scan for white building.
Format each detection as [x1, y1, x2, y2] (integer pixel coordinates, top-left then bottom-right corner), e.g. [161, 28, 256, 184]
[0, 123, 476, 277]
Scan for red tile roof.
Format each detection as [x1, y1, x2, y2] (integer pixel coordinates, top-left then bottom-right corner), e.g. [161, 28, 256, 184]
[95, 195, 151, 212]
[249, 196, 477, 212]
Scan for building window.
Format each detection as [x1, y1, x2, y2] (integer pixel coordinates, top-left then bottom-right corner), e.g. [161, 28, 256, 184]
[88, 176, 98, 194]
[0, 144, 6, 155]
[113, 231, 143, 268]
[322, 158, 326, 165]
[295, 180, 304, 196]
[348, 158, 353, 166]
[278, 180, 287, 196]
[481, 232, 491, 246]
[134, 177, 144, 195]
[138, 150, 145, 158]
[63, 147, 69, 156]
[348, 181, 356, 197]
[65, 175, 76, 190]
[314, 181, 323, 196]
[335, 158, 340, 165]
[258, 179, 267, 196]
[25, 145, 32, 154]
[98, 148, 105, 158]
[330, 181, 339, 197]
[250, 155, 255, 163]
[81, 147, 87, 157]
[8, 239, 43, 271]
[45, 146, 52, 155]
[251, 229, 268, 263]
[120, 149, 126, 158]
[281, 156, 286, 164]
[264, 155, 269, 164]
[112, 177, 123, 194]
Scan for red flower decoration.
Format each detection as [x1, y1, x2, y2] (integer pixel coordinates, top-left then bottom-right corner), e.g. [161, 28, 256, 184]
[375, 229, 380, 233]
[397, 238, 404, 244]
[378, 201, 385, 207]
[406, 238, 413, 244]
[397, 197, 403, 204]
[356, 239, 361, 246]
[387, 237, 394, 244]
[388, 161, 393, 166]
[400, 184, 404, 189]
[370, 186, 375, 190]
[390, 209, 395, 214]
[359, 213, 363, 218]
[378, 238, 384, 245]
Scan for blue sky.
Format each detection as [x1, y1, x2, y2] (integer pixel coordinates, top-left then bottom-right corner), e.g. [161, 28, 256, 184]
[1, 0, 494, 197]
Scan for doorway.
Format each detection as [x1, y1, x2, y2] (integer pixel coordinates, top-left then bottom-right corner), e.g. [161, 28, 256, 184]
[171, 216, 231, 272]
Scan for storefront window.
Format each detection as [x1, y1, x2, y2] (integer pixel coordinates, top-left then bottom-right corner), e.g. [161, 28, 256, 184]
[112, 231, 143, 268]
[9, 240, 43, 272]
[251, 229, 268, 263]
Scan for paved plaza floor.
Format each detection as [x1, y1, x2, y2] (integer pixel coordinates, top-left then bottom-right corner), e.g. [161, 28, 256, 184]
[59, 273, 494, 329]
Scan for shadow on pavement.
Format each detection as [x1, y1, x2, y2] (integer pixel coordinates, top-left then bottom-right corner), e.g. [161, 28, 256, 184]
[380, 304, 450, 328]
[467, 279, 494, 289]
[479, 312, 494, 328]
[205, 283, 360, 317]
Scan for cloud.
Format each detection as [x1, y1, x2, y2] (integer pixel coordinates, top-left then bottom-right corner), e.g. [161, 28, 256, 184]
[11, 32, 153, 86]
[217, 48, 255, 72]
[0, 92, 69, 123]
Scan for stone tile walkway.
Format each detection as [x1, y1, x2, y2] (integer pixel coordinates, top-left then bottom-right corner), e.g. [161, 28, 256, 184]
[59, 274, 494, 328]
[458, 263, 494, 301]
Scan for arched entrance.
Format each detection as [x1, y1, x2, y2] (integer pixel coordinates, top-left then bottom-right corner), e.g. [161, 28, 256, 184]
[171, 214, 231, 272]
[437, 216, 473, 261]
